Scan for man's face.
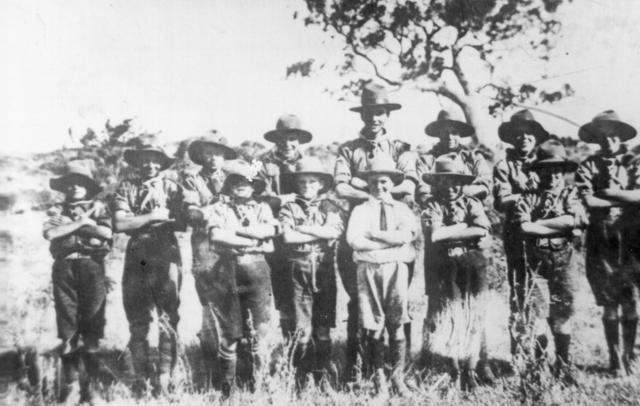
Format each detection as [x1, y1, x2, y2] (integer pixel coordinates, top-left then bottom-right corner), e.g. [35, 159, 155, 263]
[360, 107, 389, 137]
[537, 166, 565, 190]
[65, 182, 88, 201]
[514, 132, 537, 155]
[599, 134, 622, 156]
[296, 174, 323, 200]
[276, 134, 301, 160]
[138, 152, 164, 179]
[230, 178, 254, 199]
[200, 144, 226, 171]
[441, 129, 462, 150]
[434, 177, 464, 201]
[368, 174, 393, 199]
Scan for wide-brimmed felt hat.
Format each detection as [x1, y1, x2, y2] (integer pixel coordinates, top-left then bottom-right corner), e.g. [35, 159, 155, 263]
[356, 156, 404, 186]
[424, 109, 475, 138]
[50, 160, 102, 198]
[282, 157, 334, 194]
[498, 109, 550, 145]
[263, 114, 313, 144]
[578, 110, 637, 144]
[349, 82, 402, 113]
[527, 140, 578, 172]
[188, 131, 237, 165]
[220, 159, 266, 195]
[123, 133, 174, 170]
[422, 154, 476, 185]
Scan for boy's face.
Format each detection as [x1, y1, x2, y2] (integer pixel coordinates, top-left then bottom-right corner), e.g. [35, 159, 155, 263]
[368, 174, 393, 199]
[513, 132, 537, 155]
[200, 144, 226, 171]
[276, 134, 301, 160]
[138, 151, 164, 179]
[360, 107, 389, 137]
[599, 134, 622, 156]
[230, 178, 254, 199]
[537, 166, 565, 190]
[296, 174, 323, 200]
[433, 177, 464, 201]
[65, 182, 89, 201]
[441, 129, 461, 150]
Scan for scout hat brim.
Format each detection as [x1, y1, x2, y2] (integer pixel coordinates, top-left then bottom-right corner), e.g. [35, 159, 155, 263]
[357, 169, 404, 186]
[263, 129, 313, 144]
[425, 119, 474, 138]
[124, 147, 174, 170]
[221, 173, 267, 196]
[578, 120, 637, 144]
[422, 172, 475, 185]
[282, 171, 334, 194]
[188, 140, 237, 164]
[50, 173, 102, 198]
[350, 103, 402, 113]
[527, 159, 578, 172]
[498, 120, 550, 145]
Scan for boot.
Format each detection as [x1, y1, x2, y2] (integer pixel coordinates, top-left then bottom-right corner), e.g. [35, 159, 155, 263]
[476, 333, 495, 386]
[127, 340, 150, 395]
[553, 333, 577, 385]
[370, 337, 388, 397]
[293, 341, 314, 391]
[459, 359, 478, 392]
[389, 339, 409, 397]
[622, 318, 638, 373]
[219, 356, 237, 399]
[157, 338, 176, 395]
[198, 332, 217, 388]
[80, 338, 101, 404]
[603, 318, 625, 376]
[315, 339, 337, 393]
[58, 353, 80, 403]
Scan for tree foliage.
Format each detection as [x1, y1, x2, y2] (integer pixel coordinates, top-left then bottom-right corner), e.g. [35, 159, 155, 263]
[293, 0, 575, 144]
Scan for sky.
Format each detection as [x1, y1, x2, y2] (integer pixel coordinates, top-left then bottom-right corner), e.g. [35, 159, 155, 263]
[3, 0, 640, 155]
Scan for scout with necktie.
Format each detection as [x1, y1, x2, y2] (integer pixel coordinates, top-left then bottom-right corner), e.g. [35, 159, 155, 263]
[203, 159, 279, 397]
[256, 114, 313, 339]
[420, 155, 491, 391]
[333, 82, 416, 382]
[515, 140, 588, 384]
[493, 109, 550, 359]
[278, 157, 344, 390]
[346, 156, 418, 396]
[111, 134, 185, 395]
[43, 160, 112, 403]
[575, 110, 639, 376]
[181, 131, 237, 385]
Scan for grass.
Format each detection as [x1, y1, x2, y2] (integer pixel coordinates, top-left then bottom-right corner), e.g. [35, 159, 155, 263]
[2, 209, 640, 405]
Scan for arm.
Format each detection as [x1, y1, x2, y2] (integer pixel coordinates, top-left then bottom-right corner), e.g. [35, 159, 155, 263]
[520, 221, 568, 237]
[596, 188, 640, 204]
[282, 228, 319, 244]
[535, 215, 576, 231]
[431, 223, 489, 243]
[113, 209, 169, 232]
[236, 224, 279, 240]
[583, 195, 618, 209]
[492, 160, 520, 212]
[295, 224, 341, 240]
[210, 228, 258, 247]
[368, 228, 414, 246]
[43, 216, 92, 241]
[466, 153, 492, 200]
[390, 179, 416, 196]
[335, 182, 371, 201]
[464, 184, 489, 200]
[77, 224, 113, 240]
[346, 206, 391, 251]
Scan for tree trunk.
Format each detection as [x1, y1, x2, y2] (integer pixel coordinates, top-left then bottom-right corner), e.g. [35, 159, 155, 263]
[459, 93, 492, 147]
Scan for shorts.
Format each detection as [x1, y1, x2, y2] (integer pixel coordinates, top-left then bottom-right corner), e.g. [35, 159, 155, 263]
[357, 261, 409, 331]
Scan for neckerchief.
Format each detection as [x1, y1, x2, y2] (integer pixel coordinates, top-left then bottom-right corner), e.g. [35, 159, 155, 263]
[272, 149, 302, 172]
[359, 130, 388, 158]
[200, 168, 226, 195]
[294, 195, 324, 225]
[138, 175, 165, 212]
[230, 198, 256, 227]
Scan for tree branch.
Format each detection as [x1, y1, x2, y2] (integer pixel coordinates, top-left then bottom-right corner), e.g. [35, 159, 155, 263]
[350, 44, 402, 87]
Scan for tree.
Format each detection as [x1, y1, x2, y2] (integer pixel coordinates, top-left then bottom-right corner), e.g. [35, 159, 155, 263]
[292, 0, 575, 145]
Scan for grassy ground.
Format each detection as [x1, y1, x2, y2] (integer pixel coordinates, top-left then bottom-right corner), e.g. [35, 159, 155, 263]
[2, 205, 640, 405]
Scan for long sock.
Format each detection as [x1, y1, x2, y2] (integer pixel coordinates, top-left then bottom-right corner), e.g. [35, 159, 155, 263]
[603, 318, 621, 371]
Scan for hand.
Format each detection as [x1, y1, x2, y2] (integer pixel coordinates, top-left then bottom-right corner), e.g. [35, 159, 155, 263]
[350, 177, 368, 190]
[596, 188, 613, 198]
[79, 215, 97, 227]
[151, 207, 171, 222]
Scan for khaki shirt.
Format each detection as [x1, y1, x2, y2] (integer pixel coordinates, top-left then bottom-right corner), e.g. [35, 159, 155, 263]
[346, 198, 418, 264]
[279, 195, 345, 254]
[421, 195, 491, 230]
[410, 144, 492, 202]
[256, 149, 301, 196]
[43, 200, 112, 259]
[493, 149, 539, 219]
[205, 199, 278, 255]
[514, 186, 587, 228]
[182, 169, 227, 208]
[112, 175, 185, 237]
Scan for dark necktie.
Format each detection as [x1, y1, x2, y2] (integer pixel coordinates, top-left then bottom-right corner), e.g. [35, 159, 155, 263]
[379, 202, 388, 231]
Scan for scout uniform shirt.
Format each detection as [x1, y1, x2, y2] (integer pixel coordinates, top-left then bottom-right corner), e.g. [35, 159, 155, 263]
[205, 199, 278, 256]
[493, 148, 539, 217]
[257, 149, 302, 197]
[421, 194, 491, 247]
[410, 144, 492, 203]
[112, 175, 184, 262]
[334, 133, 413, 205]
[182, 168, 227, 273]
[279, 195, 345, 255]
[43, 200, 112, 260]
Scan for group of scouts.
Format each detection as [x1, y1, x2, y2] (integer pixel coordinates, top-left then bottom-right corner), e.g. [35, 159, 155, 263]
[41, 82, 640, 402]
